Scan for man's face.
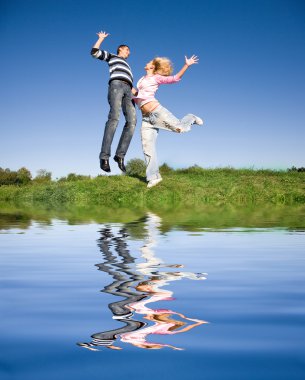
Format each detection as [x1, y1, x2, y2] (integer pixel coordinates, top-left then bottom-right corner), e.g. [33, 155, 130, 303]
[118, 46, 130, 59]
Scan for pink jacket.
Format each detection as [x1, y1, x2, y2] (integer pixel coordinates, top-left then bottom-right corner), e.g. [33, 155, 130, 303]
[133, 74, 180, 108]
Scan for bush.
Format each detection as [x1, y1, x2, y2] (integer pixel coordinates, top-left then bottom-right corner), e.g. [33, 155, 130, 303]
[288, 166, 305, 172]
[0, 168, 17, 185]
[126, 158, 146, 178]
[177, 164, 206, 174]
[58, 173, 91, 182]
[0, 167, 32, 185]
[160, 163, 174, 175]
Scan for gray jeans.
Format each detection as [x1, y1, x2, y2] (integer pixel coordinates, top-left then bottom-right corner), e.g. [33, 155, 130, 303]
[141, 105, 196, 181]
[100, 80, 137, 160]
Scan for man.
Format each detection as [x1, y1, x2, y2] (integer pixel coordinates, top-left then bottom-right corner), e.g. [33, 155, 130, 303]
[91, 31, 136, 172]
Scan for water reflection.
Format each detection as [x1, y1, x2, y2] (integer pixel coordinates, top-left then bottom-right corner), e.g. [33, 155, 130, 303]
[77, 226, 146, 351]
[78, 213, 207, 351]
[1, 204, 305, 231]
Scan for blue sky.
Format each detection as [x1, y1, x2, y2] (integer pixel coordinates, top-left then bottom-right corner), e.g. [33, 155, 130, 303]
[1, 0, 304, 178]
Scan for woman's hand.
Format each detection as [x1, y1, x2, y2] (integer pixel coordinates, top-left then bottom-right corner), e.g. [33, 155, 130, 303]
[175, 55, 199, 79]
[185, 55, 199, 66]
[96, 31, 109, 39]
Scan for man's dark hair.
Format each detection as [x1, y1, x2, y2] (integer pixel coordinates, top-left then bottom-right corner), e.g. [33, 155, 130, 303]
[117, 44, 130, 54]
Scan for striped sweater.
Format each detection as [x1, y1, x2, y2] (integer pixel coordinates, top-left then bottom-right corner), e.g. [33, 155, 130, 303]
[91, 48, 133, 87]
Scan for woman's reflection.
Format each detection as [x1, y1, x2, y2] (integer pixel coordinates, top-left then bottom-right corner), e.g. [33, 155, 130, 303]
[77, 213, 207, 350]
[121, 278, 207, 350]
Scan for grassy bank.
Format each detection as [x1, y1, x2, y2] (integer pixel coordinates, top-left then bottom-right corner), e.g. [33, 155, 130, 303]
[0, 168, 304, 207]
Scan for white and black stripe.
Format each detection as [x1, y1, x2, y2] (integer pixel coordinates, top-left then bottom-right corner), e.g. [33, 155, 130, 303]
[91, 48, 133, 87]
[91, 338, 115, 346]
[77, 338, 115, 350]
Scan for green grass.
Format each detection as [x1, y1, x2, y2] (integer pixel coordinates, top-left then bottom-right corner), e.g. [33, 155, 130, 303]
[0, 168, 304, 207]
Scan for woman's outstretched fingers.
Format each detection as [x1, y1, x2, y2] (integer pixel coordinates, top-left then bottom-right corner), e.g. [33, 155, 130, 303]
[185, 55, 199, 66]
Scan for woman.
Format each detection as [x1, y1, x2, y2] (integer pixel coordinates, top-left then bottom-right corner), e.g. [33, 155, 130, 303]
[132, 55, 203, 188]
[121, 279, 207, 350]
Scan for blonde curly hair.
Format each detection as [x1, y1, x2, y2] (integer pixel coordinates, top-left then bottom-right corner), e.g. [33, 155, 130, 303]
[152, 57, 173, 76]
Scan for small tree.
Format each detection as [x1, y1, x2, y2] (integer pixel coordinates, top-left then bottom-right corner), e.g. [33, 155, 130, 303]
[17, 167, 32, 184]
[34, 169, 52, 183]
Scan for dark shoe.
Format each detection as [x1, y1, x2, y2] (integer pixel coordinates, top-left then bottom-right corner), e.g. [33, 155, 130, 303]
[114, 155, 126, 172]
[100, 159, 111, 172]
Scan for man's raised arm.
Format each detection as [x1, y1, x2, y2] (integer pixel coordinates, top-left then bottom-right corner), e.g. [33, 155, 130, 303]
[91, 31, 110, 59]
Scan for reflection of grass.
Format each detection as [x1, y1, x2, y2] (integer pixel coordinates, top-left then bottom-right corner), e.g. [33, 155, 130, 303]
[1, 204, 305, 231]
[0, 169, 304, 207]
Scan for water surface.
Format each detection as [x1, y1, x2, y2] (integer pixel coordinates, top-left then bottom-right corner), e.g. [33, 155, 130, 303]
[1, 208, 305, 379]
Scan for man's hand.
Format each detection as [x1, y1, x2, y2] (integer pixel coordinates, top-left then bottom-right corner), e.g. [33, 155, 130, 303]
[131, 87, 138, 96]
[96, 31, 109, 39]
[93, 31, 109, 49]
[185, 55, 199, 66]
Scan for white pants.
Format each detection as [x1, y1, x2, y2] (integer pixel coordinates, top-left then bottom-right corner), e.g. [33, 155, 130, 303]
[141, 105, 196, 181]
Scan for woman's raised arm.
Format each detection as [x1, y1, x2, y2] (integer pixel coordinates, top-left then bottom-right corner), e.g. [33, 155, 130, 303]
[175, 55, 199, 79]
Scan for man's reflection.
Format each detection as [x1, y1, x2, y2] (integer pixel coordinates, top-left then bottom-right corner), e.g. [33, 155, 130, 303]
[78, 226, 147, 350]
[96, 226, 146, 320]
[78, 213, 207, 350]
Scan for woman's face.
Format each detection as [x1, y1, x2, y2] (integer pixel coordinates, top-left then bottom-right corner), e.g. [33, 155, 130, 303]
[136, 280, 160, 292]
[136, 283, 153, 292]
[145, 60, 155, 71]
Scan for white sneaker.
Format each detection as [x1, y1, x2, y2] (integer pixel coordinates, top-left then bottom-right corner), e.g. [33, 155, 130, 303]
[193, 115, 204, 125]
[147, 178, 163, 188]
